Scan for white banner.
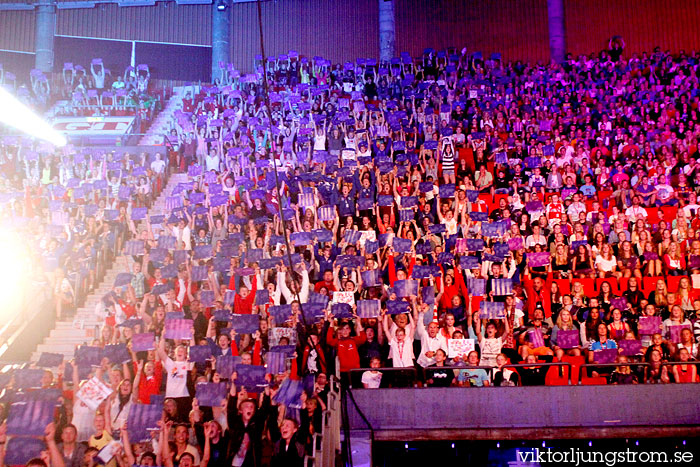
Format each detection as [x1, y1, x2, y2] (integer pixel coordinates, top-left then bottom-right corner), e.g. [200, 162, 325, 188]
[52, 116, 135, 136]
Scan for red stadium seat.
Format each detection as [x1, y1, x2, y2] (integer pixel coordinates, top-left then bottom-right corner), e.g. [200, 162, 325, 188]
[580, 376, 608, 385]
[494, 193, 509, 206]
[618, 276, 629, 294]
[596, 278, 620, 295]
[479, 193, 496, 211]
[597, 190, 613, 204]
[573, 278, 595, 297]
[562, 355, 585, 386]
[554, 278, 571, 295]
[643, 276, 664, 293]
[666, 275, 686, 293]
[659, 206, 678, 223]
[646, 207, 660, 225]
[545, 365, 570, 386]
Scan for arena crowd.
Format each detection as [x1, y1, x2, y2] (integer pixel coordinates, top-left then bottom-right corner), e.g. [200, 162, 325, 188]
[1, 38, 700, 466]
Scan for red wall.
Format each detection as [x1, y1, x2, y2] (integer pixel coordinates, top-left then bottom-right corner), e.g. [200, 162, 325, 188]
[565, 0, 700, 58]
[394, 0, 551, 64]
[4, 1, 700, 75]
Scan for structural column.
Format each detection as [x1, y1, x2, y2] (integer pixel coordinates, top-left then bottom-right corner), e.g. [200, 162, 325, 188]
[378, 0, 395, 63]
[547, 0, 566, 63]
[34, 0, 56, 73]
[211, 3, 231, 83]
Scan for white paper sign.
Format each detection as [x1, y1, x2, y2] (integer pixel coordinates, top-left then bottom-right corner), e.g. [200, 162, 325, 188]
[76, 376, 114, 411]
[359, 230, 376, 248]
[270, 327, 297, 346]
[332, 291, 356, 307]
[447, 338, 475, 359]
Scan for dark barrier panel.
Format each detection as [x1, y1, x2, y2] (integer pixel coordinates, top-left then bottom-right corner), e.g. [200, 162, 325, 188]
[347, 386, 700, 435]
[55, 36, 132, 77]
[134, 42, 211, 83]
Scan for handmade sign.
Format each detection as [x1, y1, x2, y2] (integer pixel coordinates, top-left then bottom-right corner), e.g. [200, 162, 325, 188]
[76, 376, 113, 411]
[332, 291, 355, 306]
[447, 338, 475, 359]
[270, 327, 297, 346]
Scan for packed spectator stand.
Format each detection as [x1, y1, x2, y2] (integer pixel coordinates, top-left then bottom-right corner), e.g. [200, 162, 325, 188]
[2, 41, 700, 466]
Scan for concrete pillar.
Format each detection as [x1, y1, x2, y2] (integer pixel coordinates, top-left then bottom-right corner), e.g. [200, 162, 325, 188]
[378, 0, 395, 62]
[211, 3, 231, 83]
[547, 0, 566, 63]
[34, 0, 56, 73]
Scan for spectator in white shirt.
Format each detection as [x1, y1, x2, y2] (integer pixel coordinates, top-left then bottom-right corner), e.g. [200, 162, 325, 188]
[415, 312, 448, 368]
[361, 357, 383, 388]
[625, 196, 648, 223]
[382, 310, 416, 368]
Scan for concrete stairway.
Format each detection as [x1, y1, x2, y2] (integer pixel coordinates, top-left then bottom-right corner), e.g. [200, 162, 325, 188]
[138, 88, 185, 146]
[30, 172, 189, 362]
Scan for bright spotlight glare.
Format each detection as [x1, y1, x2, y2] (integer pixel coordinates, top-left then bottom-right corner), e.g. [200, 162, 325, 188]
[0, 86, 67, 147]
[0, 229, 32, 324]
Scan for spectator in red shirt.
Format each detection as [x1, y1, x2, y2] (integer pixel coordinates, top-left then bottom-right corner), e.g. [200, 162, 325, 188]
[325, 315, 366, 386]
[314, 269, 336, 293]
[230, 274, 257, 314]
[133, 359, 163, 404]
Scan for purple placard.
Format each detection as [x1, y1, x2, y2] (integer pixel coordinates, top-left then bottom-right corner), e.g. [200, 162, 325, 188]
[610, 297, 628, 311]
[508, 237, 524, 251]
[557, 329, 579, 349]
[593, 348, 618, 364]
[467, 278, 486, 297]
[164, 319, 193, 340]
[638, 316, 662, 335]
[195, 382, 227, 407]
[480, 301, 505, 319]
[669, 324, 692, 344]
[6, 400, 55, 436]
[528, 329, 545, 348]
[131, 332, 155, 352]
[619, 339, 643, 356]
[490, 278, 513, 296]
[528, 252, 551, 267]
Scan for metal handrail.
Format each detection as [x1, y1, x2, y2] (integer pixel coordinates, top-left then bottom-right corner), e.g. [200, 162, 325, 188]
[661, 361, 700, 381]
[503, 362, 573, 385]
[349, 362, 574, 386]
[578, 362, 650, 384]
[348, 367, 418, 388]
